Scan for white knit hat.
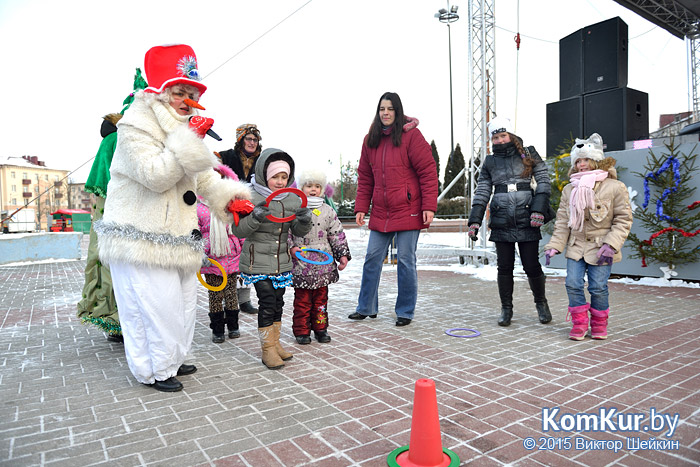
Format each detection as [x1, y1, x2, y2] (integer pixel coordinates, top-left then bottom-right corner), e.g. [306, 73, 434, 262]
[296, 168, 327, 192]
[487, 116, 513, 137]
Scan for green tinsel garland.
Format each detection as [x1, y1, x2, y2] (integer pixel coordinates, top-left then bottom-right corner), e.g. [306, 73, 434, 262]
[81, 316, 122, 335]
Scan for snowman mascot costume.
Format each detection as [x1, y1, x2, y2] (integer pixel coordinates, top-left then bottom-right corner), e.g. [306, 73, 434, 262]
[95, 44, 250, 392]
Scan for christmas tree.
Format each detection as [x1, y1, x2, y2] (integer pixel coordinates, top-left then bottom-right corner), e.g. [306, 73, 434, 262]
[627, 139, 700, 272]
[430, 140, 442, 192]
[542, 135, 575, 234]
[443, 143, 465, 199]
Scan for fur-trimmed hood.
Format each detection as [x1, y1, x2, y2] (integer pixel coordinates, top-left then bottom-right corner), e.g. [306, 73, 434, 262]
[403, 116, 419, 132]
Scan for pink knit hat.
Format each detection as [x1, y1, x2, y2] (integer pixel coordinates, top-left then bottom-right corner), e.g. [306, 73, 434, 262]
[267, 160, 290, 182]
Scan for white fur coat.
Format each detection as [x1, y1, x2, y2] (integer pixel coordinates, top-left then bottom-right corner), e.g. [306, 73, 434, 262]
[96, 92, 250, 272]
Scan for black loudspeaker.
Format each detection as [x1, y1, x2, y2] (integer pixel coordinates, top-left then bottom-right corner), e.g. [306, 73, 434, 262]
[583, 17, 628, 94]
[559, 29, 584, 100]
[584, 87, 649, 152]
[546, 96, 583, 158]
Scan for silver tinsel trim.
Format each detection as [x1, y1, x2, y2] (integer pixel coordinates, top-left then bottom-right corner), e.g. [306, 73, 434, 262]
[93, 220, 205, 252]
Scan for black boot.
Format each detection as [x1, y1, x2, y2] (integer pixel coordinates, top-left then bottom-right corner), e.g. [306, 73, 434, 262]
[150, 376, 183, 392]
[497, 275, 514, 326]
[528, 274, 552, 324]
[225, 308, 240, 338]
[314, 330, 331, 343]
[240, 301, 258, 314]
[209, 312, 225, 343]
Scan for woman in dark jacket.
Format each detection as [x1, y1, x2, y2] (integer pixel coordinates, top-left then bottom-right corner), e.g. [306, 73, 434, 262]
[349, 92, 438, 326]
[467, 116, 552, 326]
[216, 123, 263, 314]
[218, 123, 262, 183]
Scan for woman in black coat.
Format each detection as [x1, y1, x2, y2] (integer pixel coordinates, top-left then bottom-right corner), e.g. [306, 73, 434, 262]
[467, 117, 552, 326]
[216, 123, 263, 314]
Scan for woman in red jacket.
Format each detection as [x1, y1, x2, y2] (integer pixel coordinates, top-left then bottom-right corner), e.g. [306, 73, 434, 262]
[349, 92, 438, 326]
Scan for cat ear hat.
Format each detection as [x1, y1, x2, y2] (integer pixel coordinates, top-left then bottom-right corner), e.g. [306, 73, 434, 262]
[570, 133, 605, 167]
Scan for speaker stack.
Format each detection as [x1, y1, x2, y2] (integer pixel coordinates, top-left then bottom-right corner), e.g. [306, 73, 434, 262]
[546, 17, 649, 156]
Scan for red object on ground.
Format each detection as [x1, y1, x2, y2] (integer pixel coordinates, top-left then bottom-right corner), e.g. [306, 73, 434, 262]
[391, 379, 456, 467]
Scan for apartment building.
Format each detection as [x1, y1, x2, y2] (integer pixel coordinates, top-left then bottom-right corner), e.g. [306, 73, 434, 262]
[68, 182, 96, 213]
[0, 156, 71, 231]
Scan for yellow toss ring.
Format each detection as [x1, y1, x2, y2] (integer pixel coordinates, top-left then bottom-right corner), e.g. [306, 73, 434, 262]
[197, 258, 227, 291]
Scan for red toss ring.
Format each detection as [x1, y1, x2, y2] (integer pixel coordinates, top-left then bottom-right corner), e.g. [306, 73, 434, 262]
[264, 187, 307, 223]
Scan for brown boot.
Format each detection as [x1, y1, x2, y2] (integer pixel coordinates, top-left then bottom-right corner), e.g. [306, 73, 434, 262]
[258, 326, 284, 370]
[273, 322, 293, 361]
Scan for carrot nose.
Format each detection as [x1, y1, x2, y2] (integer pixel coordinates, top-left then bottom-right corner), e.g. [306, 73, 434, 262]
[184, 98, 205, 110]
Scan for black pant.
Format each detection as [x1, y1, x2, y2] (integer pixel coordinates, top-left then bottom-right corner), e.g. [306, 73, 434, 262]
[495, 241, 542, 278]
[254, 279, 286, 327]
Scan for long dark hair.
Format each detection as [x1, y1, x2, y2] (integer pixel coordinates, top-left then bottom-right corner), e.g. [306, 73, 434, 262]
[367, 92, 405, 148]
[509, 133, 536, 178]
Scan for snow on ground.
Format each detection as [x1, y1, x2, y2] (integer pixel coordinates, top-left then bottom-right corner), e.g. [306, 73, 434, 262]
[0, 257, 82, 268]
[346, 228, 699, 288]
[2, 229, 698, 288]
[607, 275, 699, 288]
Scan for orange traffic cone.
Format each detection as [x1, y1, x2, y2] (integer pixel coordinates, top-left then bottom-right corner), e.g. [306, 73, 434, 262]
[387, 379, 460, 467]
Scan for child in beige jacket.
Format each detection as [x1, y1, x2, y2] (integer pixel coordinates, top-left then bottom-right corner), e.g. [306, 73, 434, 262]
[544, 133, 633, 341]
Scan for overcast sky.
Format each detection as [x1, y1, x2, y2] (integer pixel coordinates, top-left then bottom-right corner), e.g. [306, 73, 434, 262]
[0, 0, 690, 185]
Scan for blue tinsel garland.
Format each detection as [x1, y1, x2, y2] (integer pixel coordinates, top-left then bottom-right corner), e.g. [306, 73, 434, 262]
[642, 156, 681, 222]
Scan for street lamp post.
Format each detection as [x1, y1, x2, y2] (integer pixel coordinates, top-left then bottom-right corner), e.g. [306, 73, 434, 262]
[435, 2, 459, 158]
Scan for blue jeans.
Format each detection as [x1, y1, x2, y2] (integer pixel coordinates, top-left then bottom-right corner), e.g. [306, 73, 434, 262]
[356, 230, 420, 319]
[565, 258, 612, 310]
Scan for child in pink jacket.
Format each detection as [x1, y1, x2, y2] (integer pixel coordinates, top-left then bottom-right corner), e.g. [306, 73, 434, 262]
[198, 164, 246, 343]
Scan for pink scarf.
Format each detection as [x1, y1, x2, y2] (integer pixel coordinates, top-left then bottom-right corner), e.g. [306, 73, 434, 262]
[568, 169, 609, 231]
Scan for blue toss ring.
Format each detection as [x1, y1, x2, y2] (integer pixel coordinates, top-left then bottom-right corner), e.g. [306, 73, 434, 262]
[445, 328, 481, 338]
[294, 248, 333, 265]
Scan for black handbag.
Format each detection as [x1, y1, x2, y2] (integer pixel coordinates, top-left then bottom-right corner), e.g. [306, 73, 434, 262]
[523, 147, 556, 224]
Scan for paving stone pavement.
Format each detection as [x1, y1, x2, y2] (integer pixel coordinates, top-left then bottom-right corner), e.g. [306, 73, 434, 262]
[0, 231, 699, 466]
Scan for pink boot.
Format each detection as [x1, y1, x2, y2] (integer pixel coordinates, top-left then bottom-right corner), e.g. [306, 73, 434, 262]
[567, 304, 590, 341]
[589, 307, 609, 340]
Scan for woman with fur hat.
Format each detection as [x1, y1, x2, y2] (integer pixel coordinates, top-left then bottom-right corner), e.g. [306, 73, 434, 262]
[467, 116, 553, 327]
[350, 92, 438, 327]
[218, 123, 262, 183]
[289, 168, 351, 344]
[544, 133, 633, 340]
[217, 123, 263, 315]
[229, 149, 312, 369]
[95, 44, 250, 392]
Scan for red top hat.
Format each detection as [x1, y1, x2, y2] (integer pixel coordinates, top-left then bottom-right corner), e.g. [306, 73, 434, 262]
[143, 44, 207, 96]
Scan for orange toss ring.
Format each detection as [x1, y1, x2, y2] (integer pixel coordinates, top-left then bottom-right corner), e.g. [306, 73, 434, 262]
[197, 258, 227, 291]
